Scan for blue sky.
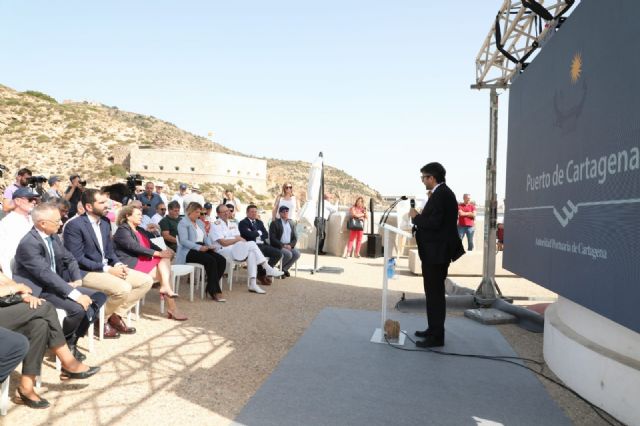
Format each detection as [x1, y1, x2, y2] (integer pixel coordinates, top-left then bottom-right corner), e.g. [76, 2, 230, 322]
[1, 1, 510, 203]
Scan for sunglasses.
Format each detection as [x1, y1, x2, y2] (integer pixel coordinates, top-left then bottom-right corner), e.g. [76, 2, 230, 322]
[285, 185, 292, 189]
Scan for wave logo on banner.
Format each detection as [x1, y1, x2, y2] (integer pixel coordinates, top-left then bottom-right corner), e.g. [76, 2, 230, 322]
[554, 51, 587, 131]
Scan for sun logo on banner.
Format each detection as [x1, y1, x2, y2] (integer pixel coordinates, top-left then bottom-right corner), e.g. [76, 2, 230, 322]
[570, 53, 582, 83]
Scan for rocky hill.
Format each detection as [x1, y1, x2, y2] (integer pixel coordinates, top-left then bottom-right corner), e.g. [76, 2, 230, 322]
[0, 84, 381, 208]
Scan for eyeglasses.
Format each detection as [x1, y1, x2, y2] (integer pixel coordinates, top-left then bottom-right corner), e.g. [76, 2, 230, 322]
[285, 185, 292, 189]
[159, 208, 167, 211]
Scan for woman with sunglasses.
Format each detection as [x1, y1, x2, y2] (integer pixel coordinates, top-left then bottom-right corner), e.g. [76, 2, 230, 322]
[272, 183, 299, 221]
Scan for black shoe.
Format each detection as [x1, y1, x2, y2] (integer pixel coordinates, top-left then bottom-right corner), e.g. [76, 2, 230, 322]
[16, 389, 50, 409]
[414, 329, 432, 338]
[319, 251, 327, 256]
[283, 270, 291, 278]
[415, 337, 445, 348]
[60, 366, 100, 380]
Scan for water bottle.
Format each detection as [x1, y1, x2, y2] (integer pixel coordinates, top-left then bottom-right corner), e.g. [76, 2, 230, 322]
[387, 257, 396, 279]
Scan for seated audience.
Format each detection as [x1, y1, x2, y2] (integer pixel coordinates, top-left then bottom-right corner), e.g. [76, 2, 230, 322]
[226, 203, 239, 224]
[151, 202, 166, 225]
[2, 168, 33, 213]
[202, 202, 213, 234]
[0, 188, 41, 278]
[55, 198, 71, 231]
[239, 204, 282, 286]
[13, 203, 107, 361]
[63, 189, 153, 338]
[269, 206, 301, 277]
[0, 274, 99, 409]
[211, 204, 283, 294]
[176, 202, 226, 302]
[159, 201, 181, 251]
[113, 205, 187, 321]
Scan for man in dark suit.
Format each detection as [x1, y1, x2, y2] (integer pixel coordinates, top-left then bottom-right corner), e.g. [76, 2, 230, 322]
[63, 189, 152, 338]
[238, 204, 282, 286]
[409, 162, 465, 348]
[269, 206, 300, 278]
[13, 202, 107, 360]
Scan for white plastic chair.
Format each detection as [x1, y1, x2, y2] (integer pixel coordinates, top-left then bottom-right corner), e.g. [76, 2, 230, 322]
[223, 257, 250, 291]
[0, 376, 9, 416]
[150, 237, 198, 303]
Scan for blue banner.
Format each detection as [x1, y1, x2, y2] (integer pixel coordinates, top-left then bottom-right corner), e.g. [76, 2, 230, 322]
[504, 1, 640, 333]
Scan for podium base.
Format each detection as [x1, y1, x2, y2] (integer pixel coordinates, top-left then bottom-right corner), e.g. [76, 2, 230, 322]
[370, 328, 406, 346]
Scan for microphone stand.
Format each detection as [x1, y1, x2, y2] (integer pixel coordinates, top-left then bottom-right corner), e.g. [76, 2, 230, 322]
[379, 197, 407, 226]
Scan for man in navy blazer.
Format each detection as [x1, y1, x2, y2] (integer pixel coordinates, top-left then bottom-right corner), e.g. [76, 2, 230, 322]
[409, 162, 465, 348]
[14, 203, 107, 360]
[63, 189, 152, 337]
[238, 204, 282, 286]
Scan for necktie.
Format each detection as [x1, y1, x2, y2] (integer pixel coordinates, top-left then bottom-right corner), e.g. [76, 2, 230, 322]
[46, 236, 56, 272]
[427, 190, 433, 198]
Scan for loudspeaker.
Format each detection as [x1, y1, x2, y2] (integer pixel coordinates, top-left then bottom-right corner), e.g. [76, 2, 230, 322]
[365, 234, 383, 258]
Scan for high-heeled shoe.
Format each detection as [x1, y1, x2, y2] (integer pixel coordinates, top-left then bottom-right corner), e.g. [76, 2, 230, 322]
[16, 388, 50, 409]
[167, 310, 188, 321]
[207, 291, 226, 302]
[159, 291, 179, 299]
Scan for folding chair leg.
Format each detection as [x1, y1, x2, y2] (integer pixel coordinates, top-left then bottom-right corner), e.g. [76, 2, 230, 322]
[1, 377, 10, 416]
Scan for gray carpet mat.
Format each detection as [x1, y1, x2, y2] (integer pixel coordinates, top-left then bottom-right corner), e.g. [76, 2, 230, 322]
[235, 308, 570, 426]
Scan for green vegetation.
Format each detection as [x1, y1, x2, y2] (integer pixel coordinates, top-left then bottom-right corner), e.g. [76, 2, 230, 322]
[109, 164, 127, 178]
[23, 90, 57, 103]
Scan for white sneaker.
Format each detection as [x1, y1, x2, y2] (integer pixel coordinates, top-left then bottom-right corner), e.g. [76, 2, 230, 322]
[248, 282, 266, 294]
[263, 264, 284, 277]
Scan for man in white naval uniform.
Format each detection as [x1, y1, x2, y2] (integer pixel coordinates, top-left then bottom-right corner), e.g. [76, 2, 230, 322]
[209, 204, 283, 294]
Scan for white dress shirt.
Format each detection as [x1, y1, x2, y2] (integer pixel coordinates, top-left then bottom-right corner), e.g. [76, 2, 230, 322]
[0, 211, 33, 278]
[87, 215, 112, 272]
[280, 219, 292, 245]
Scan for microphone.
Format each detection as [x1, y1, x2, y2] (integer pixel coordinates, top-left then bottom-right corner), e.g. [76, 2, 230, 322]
[410, 199, 415, 209]
[379, 196, 408, 226]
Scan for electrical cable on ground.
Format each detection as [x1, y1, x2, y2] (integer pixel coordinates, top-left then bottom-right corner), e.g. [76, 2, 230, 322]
[383, 332, 621, 426]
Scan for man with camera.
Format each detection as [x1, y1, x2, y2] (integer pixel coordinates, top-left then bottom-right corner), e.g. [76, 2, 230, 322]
[65, 174, 85, 218]
[2, 168, 34, 213]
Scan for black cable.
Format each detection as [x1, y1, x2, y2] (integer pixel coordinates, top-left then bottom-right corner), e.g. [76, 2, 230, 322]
[383, 332, 621, 426]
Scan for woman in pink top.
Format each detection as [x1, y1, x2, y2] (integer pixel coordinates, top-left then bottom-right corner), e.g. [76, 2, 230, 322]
[345, 197, 367, 258]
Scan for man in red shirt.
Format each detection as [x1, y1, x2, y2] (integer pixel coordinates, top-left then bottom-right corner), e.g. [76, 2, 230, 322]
[457, 194, 476, 251]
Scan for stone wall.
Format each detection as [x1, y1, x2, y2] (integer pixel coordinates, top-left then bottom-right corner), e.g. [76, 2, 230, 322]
[129, 148, 267, 191]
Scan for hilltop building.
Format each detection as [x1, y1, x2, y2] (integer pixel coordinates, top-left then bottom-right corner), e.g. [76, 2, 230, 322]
[128, 147, 267, 191]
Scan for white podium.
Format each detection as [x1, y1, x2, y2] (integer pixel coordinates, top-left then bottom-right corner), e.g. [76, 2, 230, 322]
[371, 223, 413, 345]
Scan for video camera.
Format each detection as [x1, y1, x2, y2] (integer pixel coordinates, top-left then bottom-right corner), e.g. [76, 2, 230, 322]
[126, 174, 144, 193]
[28, 175, 48, 196]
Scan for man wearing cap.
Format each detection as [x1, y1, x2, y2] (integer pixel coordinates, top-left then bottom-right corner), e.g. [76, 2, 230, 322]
[2, 168, 33, 213]
[172, 184, 189, 216]
[409, 162, 465, 348]
[210, 204, 283, 294]
[64, 174, 84, 218]
[0, 188, 41, 277]
[239, 204, 283, 286]
[44, 176, 63, 202]
[269, 206, 300, 278]
[137, 181, 163, 218]
[155, 181, 168, 206]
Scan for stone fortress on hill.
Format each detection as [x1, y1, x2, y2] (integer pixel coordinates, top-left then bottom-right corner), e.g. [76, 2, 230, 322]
[122, 146, 267, 192]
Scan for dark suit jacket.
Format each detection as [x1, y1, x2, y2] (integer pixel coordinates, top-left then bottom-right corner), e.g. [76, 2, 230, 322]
[14, 227, 83, 298]
[239, 217, 269, 243]
[63, 213, 122, 273]
[268, 219, 298, 249]
[113, 223, 162, 269]
[413, 183, 465, 265]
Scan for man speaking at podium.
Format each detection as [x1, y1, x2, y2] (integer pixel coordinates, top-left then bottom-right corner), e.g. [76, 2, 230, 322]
[409, 162, 464, 348]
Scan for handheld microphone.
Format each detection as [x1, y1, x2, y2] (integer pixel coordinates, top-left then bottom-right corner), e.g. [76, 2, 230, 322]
[410, 199, 415, 209]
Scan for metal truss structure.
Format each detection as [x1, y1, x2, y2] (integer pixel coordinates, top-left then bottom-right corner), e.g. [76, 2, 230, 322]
[473, 0, 578, 89]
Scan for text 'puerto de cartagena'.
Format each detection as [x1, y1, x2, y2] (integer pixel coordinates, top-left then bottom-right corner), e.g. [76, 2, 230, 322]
[526, 145, 639, 192]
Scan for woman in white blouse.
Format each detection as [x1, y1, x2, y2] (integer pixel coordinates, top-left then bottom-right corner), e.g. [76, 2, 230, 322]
[272, 182, 300, 221]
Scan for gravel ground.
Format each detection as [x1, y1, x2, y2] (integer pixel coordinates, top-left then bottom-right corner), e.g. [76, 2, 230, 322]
[0, 253, 620, 425]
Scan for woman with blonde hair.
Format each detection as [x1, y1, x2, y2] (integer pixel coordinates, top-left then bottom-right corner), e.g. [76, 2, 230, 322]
[113, 205, 187, 320]
[345, 196, 368, 258]
[272, 182, 300, 221]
